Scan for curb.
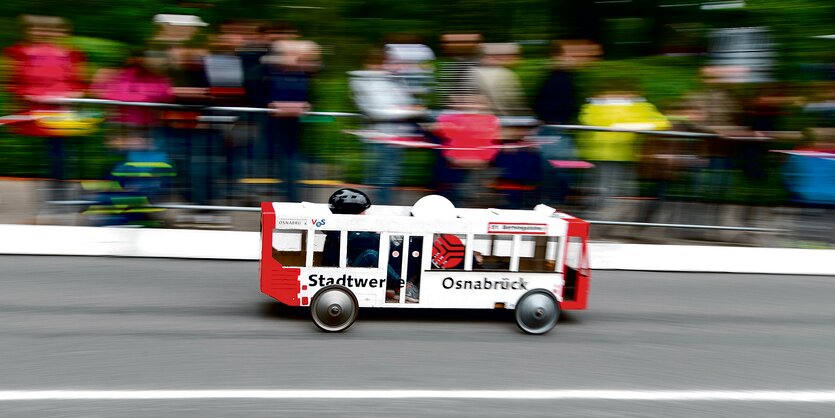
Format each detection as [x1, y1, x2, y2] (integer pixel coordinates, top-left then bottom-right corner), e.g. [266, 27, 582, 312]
[590, 242, 835, 275]
[0, 225, 256, 260]
[1, 224, 833, 275]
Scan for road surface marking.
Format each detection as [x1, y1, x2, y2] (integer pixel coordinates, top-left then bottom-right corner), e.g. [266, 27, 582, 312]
[2, 390, 835, 402]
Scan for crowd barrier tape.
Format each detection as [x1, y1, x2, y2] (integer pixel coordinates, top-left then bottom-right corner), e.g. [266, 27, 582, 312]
[0, 224, 832, 275]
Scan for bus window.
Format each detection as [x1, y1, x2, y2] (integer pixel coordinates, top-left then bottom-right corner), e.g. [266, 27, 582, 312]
[405, 236, 424, 303]
[477, 235, 511, 271]
[272, 229, 307, 267]
[518, 236, 560, 272]
[346, 231, 381, 268]
[313, 230, 337, 267]
[431, 233, 466, 270]
[387, 235, 404, 303]
[565, 236, 582, 269]
[564, 236, 583, 301]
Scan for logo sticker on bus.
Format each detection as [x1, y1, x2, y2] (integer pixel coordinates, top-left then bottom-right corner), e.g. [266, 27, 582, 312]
[442, 276, 529, 290]
[487, 222, 548, 235]
[277, 219, 308, 227]
[308, 274, 385, 288]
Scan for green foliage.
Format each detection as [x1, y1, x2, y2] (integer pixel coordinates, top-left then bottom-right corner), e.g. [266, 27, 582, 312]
[516, 56, 702, 111]
[577, 56, 703, 110]
[69, 36, 129, 69]
[0, 130, 117, 179]
[0, 132, 49, 177]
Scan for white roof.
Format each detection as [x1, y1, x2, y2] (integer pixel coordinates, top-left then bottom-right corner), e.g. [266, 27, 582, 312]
[270, 200, 575, 236]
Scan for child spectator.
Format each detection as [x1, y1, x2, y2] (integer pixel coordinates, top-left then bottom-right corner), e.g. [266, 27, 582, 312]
[5, 15, 87, 201]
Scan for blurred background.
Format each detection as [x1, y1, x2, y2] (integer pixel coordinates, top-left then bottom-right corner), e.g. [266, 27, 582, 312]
[0, 0, 833, 247]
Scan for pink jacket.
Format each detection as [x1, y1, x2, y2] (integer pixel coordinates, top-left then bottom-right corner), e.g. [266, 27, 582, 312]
[5, 43, 85, 100]
[93, 68, 173, 126]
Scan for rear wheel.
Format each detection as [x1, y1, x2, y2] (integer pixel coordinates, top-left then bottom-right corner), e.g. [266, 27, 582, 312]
[310, 286, 359, 332]
[514, 289, 560, 335]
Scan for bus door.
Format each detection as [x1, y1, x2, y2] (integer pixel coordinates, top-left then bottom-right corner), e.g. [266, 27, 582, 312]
[562, 220, 590, 310]
[385, 234, 424, 304]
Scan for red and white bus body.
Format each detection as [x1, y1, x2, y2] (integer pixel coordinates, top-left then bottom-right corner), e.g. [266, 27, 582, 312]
[260, 201, 590, 312]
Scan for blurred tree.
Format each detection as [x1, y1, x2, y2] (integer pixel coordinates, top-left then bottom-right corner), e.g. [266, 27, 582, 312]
[0, 0, 169, 45]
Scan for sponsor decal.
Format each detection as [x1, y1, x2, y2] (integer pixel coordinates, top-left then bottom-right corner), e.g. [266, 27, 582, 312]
[308, 274, 386, 288]
[487, 222, 548, 234]
[442, 276, 529, 291]
[277, 218, 308, 227]
[311, 219, 326, 227]
[432, 234, 465, 269]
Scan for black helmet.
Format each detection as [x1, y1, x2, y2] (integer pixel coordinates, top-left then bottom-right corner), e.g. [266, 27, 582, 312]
[328, 188, 371, 214]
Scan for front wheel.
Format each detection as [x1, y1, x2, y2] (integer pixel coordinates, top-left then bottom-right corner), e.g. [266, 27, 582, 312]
[514, 289, 560, 335]
[310, 286, 359, 332]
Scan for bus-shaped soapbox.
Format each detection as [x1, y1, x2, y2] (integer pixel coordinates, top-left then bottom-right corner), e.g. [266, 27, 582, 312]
[259, 196, 590, 334]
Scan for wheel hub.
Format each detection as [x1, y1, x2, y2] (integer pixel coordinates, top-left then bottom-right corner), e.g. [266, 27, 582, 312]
[515, 291, 559, 334]
[311, 288, 358, 332]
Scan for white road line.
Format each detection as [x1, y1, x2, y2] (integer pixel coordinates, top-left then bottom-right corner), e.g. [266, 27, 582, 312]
[2, 390, 835, 402]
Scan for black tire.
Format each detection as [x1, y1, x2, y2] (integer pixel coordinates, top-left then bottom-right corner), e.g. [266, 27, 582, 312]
[514, 289, 560, 335]
[310, 285, 359, 332]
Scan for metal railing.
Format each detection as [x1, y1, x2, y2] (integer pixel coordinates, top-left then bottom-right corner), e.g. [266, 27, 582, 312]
[49, 200, 262, 213]
[48, 200, 785, 233]
[43, 97, 363, 118]
[586, 220, 785, 233]
[39, 98, 798, 237]
[545, 124, 783, 141]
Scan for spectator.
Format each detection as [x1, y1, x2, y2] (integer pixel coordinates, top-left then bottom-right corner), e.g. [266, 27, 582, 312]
[469, 42, 529, 118]
[349, 47, 427, 205]
[635, 101, 708, 224]
[430, 94, 500, 206]
[384, 43, 436, 105]
[784, 81, 835, 206]
[4, 15, 86, 201]
[253, 38, 320, 202]
[239, 22, 302, 193]
[204, 28, 248, 201]
[534, 39, 601, 205]
[437, 33, 482, 109]
[577, 80, 671, 217]
[148, 13, 229, 227]
[535, 40, 601, 125]
[469, 42, 541, 208]
[680, 65, 752, 226]
[85, 50, 177, 225]
[90, 49, 173, 152]
[742, 83, 803, 181]
[239, 22, 281, 99]
[803, 81, 835, 133]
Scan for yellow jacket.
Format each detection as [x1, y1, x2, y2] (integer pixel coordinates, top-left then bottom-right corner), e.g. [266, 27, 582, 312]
[577, 97, 671, 162]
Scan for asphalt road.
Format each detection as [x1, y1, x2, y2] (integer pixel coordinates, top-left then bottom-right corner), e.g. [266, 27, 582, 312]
[1, 256, 834, 417]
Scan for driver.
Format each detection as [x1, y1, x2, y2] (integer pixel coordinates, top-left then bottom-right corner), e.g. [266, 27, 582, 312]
[322, 188, 416, 302]
[322, 188, 374, 267]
